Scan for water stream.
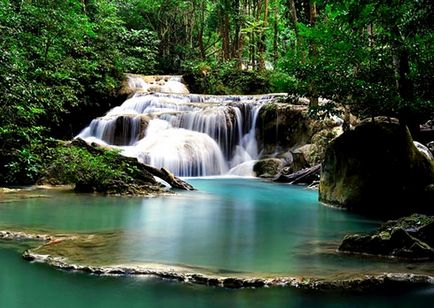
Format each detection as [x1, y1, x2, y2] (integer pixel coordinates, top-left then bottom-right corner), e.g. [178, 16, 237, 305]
[2, 179, 434, 306]
[78, 75, 285, 176]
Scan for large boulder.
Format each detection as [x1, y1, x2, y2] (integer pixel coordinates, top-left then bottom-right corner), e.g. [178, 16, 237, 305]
[319, 120, 434, 217]
[339, 214, 434, 260]
[253, 158, 284, 178]
[257, 103, 314, 155]
[40, 138, 168, 196]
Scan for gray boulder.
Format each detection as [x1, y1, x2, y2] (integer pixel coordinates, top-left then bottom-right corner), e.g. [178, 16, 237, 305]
[319, 120, 434, 217]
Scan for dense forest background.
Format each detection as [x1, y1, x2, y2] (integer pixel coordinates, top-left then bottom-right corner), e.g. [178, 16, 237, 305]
[1, 0, 433, 185]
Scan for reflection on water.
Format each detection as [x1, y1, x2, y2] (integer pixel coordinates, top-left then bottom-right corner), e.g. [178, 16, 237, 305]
[2, 179, 434, 278]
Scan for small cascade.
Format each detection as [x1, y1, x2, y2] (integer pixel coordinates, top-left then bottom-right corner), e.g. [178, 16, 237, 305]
[77, 75, 284, 177]
[126, 74, 189, 94]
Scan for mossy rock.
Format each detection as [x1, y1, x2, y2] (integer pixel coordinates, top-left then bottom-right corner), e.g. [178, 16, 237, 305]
[339, 214, 434, 260]
[319, 120, 434, 217]
[253, 158, 284, 178]
[42, 138, 163, 196]
[257, 103, 313, 154]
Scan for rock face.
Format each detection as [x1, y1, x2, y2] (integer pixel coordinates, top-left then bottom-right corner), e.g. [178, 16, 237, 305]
[339, 214, 434, 260]
[253, 158, 284, 178]
[257, 103, 313, 155]
[256, 102, 346, 169]
[319, 120, 434, 216]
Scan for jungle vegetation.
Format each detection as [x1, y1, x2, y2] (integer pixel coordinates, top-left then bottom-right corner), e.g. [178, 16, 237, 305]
[0, 0, 433, 184]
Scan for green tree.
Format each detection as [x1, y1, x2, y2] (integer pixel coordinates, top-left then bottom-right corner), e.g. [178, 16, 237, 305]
[279, 0, 434, 132]
[0, 0, 159, 184]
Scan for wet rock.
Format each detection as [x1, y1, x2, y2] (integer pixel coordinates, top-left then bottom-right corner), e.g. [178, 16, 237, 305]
[190, 274, 210, 285]
[319, 120, 434, 217]
[222, 278, 244, 288]
[308, 127, 343, 165]
[257, 103, 313, 155]
[414, 141, 434, 161]
[339, 214, 434, 260]
[45, 138, 170, 196]
[109, 269, 126, 275]
[74, 182, 95, 193]
[293, 143, 317, 166]
[22, 250, 35, 261]
[207, 278, 221, 287]
[290, 148, 311, 172]
[253, 158, 284, 178]
[102, 115, 150, 146]
[243, 279, 266, 288]
[18, 247, 434, 292]
[427, 141, 434, 156]
[257, 102, 345, 168]
[0, 230, 53, 242]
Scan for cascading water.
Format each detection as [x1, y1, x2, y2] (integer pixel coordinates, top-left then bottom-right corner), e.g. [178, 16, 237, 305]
[77, 75, 284, 177]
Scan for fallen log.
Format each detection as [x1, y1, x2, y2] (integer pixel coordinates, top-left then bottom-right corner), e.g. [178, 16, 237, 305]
[274, 164, 321, 185]
[140, 165, 195, 191]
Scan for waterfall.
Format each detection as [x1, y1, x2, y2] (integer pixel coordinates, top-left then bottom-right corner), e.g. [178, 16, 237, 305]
[77, 75, 283, 177]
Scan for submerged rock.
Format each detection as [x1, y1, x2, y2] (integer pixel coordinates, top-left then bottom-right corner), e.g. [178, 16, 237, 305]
[339, 214, 434, 260]
[6, 226, 434, 292]
[319, 120, 434, 217]
[21, 248, 434, 291]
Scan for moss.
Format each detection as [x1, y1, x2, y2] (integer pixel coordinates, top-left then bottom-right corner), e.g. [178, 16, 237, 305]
[319, 120, 434, 217]
[339, 214, 434, 260]
[257, 103, 313, 154]
[253, 159, 284, 178]
[41, 139, 161, 195]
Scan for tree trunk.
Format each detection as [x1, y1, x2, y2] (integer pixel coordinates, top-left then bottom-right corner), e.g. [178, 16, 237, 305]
[395, 49, 418, 135]
[274, 164, 321, 185]
[273, 3, 278, 65]
[258, 0, 269, 70]
[221, 10, 231, 60]
[308, 1, 318, 107]
[233, 0, 243, 67]
[288, 0, 299, 41]
[198, 1, 206, 60]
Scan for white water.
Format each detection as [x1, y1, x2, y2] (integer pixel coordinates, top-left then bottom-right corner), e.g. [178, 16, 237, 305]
[78, 75, 283, 176]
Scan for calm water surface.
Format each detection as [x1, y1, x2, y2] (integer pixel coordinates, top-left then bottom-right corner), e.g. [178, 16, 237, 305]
[1, 245, 434, 308]
[0, 178, 433, 279]
[2, 178, 434, 307]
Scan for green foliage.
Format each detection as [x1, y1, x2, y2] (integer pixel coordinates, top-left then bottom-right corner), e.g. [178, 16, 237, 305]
[268, 71, 298, 93]
[0, 0, 159, 185]
[45, 144, 137, 190]
[183, 60, 271, 95]
[119, 29, 159, 74]
[279, 0, 434, 125]
[3, 145, 44, 186]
